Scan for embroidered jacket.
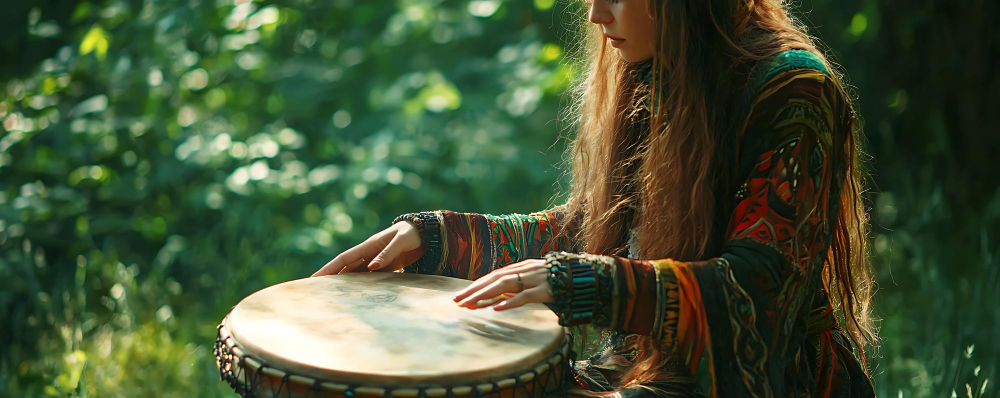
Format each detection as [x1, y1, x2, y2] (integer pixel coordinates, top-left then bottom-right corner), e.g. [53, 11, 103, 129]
[394, 50, 875, 398]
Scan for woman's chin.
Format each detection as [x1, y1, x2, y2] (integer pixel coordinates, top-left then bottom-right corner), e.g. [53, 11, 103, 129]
[615, 49, 651, 64]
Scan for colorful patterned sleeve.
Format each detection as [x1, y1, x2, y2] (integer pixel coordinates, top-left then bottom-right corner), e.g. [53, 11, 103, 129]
[546, 64, 853, 395]
[394, 205, 575, 280]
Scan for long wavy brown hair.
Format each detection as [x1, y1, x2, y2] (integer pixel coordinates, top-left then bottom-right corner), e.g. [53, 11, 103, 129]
[553, 0, 878, 390]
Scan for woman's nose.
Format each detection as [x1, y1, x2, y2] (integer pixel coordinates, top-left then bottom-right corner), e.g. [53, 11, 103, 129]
[588, 0, 613, 25]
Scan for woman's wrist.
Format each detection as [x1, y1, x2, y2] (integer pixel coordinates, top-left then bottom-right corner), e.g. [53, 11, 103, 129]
[544, 251, 610, 327]
[391, 211, 443, 274]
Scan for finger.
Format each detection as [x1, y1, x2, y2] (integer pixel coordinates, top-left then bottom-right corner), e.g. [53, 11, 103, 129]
[336, 250, 378, 274]
[466, 269, 549, 308]
[453, 260, 540, 301]
[370, 256, 402, 273]
[471, 295, 507, 308]
[313, 256, 364, 277]
[453, 269, 511, 303]
[380, 247, 424, 272]
[331, 248, 369, 275]
[458, 274, 521, 308]
[312, 252, 342, 276]
[493, 285, 548, 311]
[319, 244, 369, 276]
[331, 231, 393, 275]
[368, 234, 407, 271]
[313, 252, 356, 277]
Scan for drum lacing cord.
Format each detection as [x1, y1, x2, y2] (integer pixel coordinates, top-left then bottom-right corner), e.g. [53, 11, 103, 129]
[216, 320, 578, 398]
[216, 323, 316, 398]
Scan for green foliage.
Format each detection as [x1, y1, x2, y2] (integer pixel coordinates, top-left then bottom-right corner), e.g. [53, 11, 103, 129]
[1, 0, 577, 395]
[0, 0, 996, 396]
[799, 0, 999, 396]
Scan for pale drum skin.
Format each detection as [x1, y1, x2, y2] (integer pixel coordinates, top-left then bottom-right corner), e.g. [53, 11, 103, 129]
[217, 273, 569, 398]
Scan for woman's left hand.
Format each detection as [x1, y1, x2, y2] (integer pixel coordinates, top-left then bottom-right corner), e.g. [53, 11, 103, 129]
[452, 259, 553, 311]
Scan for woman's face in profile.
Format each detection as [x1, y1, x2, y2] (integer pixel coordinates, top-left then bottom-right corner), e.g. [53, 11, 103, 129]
[588, 0, 655, 63]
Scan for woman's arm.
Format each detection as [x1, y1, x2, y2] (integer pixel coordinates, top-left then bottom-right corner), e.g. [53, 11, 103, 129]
[546, 67, 852, 385]
[393, 205, 576, 280]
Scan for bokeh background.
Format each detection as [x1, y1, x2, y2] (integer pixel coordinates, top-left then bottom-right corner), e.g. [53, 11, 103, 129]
[1, 0, 996, 396]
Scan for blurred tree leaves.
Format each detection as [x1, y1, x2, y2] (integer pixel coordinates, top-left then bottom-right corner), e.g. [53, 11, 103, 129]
[1, 0, 580, 395]
[801, 0, 999, 396]
[0, 0, 997, 396]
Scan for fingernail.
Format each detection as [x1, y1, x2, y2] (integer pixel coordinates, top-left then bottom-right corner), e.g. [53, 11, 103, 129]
[368, 262, 378, 270]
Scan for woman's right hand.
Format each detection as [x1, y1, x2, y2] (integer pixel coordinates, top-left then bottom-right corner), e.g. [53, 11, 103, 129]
[311, 221, 424, 276]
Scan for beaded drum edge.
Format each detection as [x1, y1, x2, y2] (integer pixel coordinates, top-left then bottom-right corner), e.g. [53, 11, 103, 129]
[214, 315, 576, 398]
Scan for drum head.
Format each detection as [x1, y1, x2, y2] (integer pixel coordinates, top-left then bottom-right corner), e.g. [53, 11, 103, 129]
[225, 272, 565, 386]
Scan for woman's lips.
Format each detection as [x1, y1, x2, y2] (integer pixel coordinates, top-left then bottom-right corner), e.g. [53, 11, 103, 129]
[606, 35, 625, 48]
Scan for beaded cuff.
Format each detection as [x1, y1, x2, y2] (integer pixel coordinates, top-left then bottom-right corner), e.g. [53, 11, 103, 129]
[544, 251, 607, 327]
[391, 211, 443, 275]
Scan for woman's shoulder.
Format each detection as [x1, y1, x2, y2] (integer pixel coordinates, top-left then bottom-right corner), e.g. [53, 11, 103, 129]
[739, 49, 851, 142]
[748, 48, 831, 92]
[740, 48, 838, 112]
[734, 49, 853, 175]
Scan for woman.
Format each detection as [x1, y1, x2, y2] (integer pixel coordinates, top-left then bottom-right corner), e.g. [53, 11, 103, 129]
[313, 0, 878, 396]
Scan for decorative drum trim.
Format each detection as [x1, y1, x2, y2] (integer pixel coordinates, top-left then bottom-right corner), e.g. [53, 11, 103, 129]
[214, 316, 575, 398]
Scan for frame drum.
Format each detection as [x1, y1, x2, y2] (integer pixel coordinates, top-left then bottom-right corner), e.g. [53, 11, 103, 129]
[214, 272, 572, 397]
